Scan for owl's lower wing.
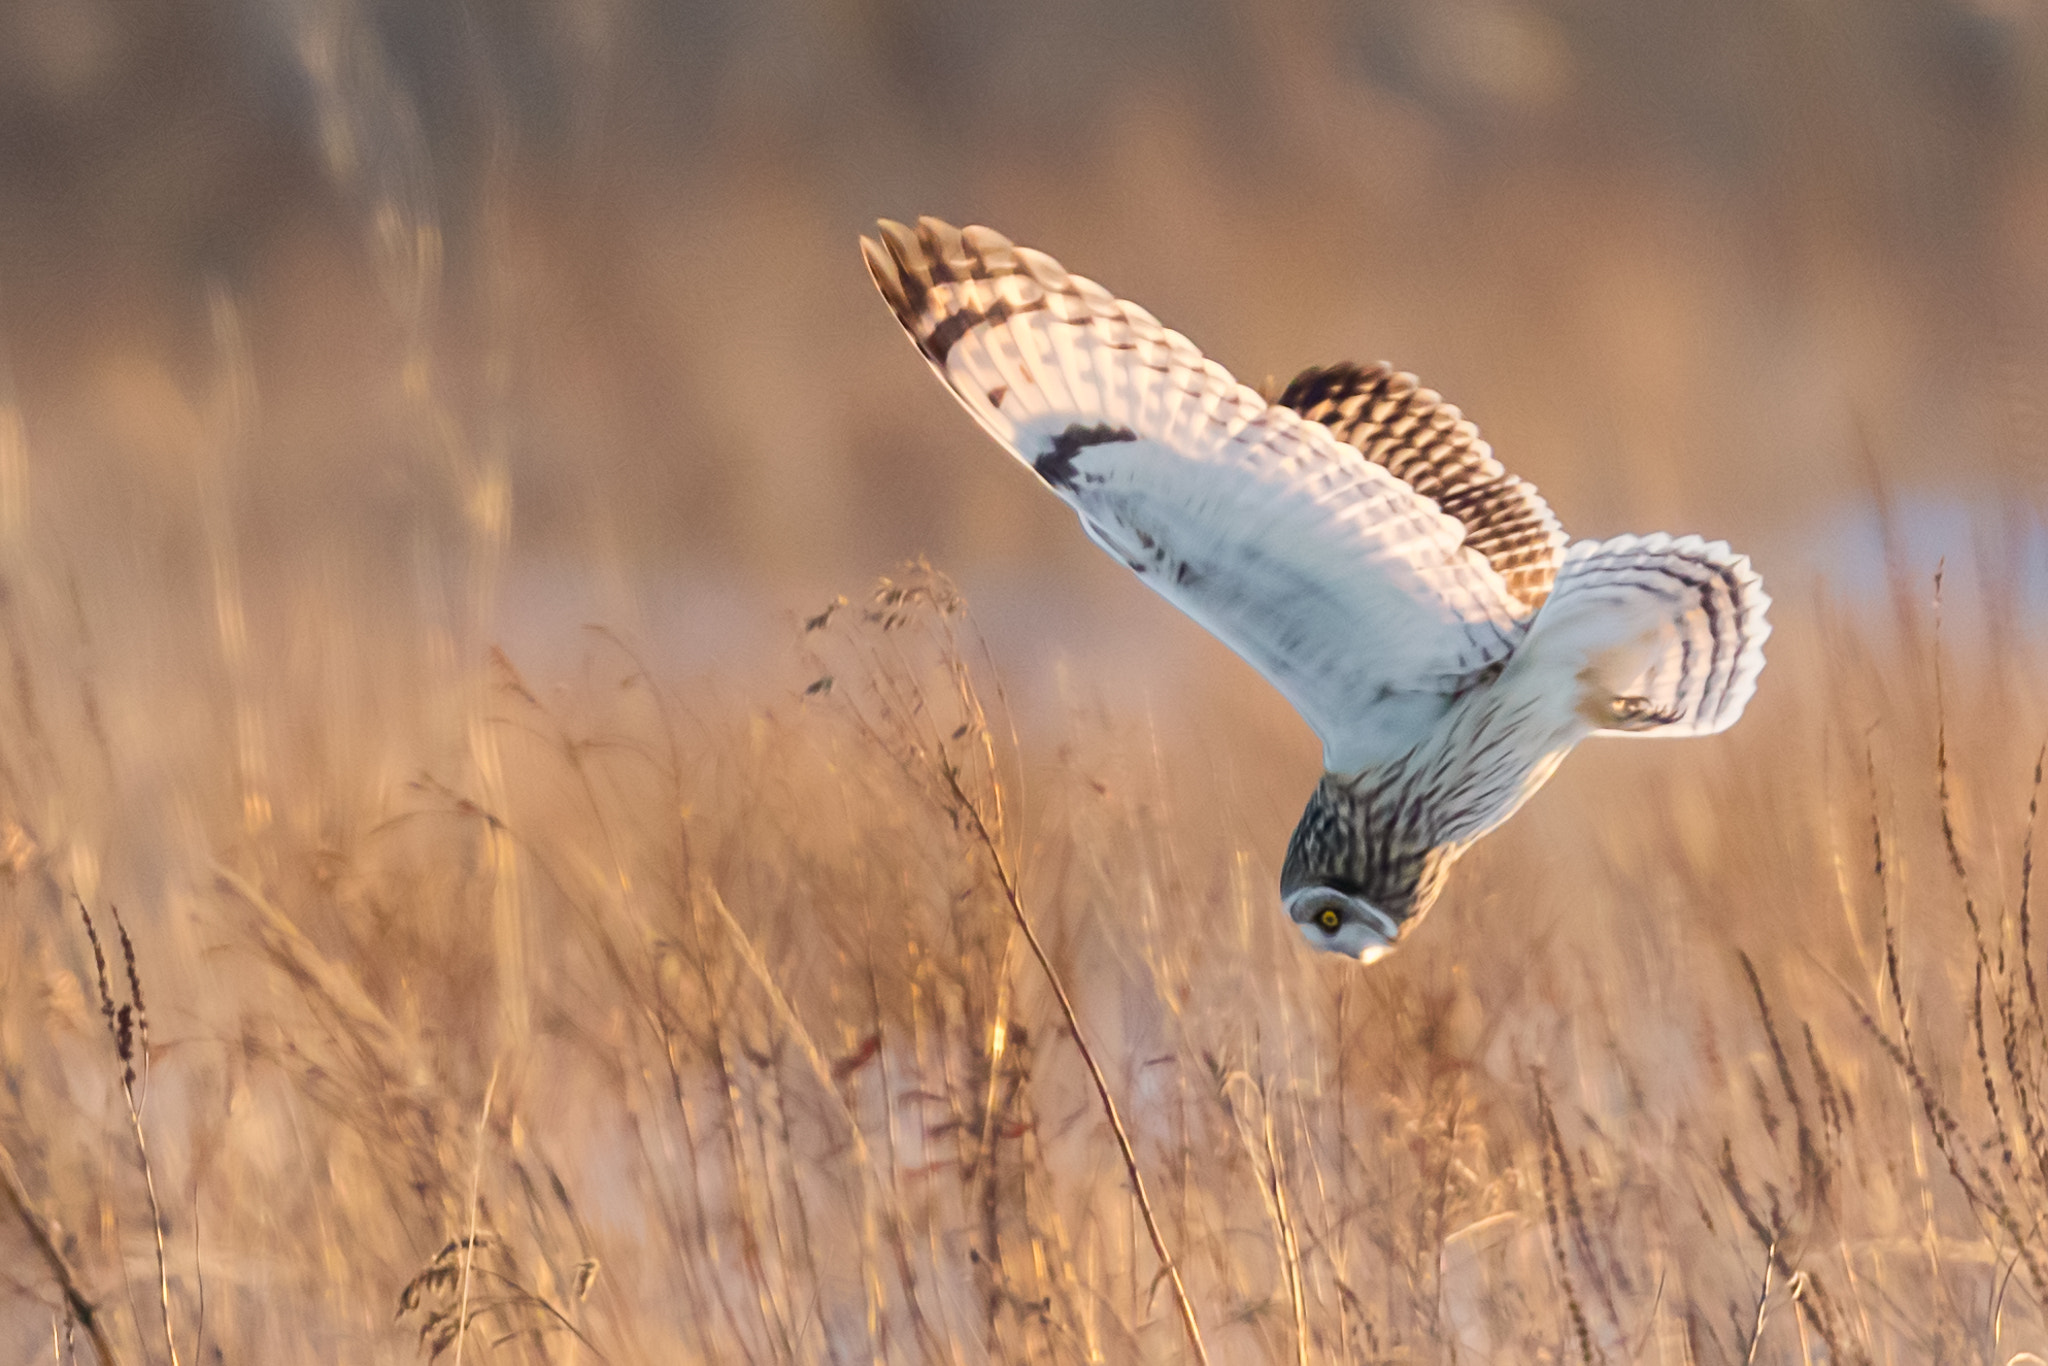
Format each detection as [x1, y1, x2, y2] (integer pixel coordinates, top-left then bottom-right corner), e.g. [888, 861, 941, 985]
[1519, 533, 1771, 737]
[863, 216, 1534, 771]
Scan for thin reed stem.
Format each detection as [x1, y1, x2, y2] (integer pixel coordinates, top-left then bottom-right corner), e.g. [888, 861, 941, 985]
[1533, 1074, 1595, 1366]
[1743, 1237, 1777, 1365]
[697, 880, 893, 1365]
[79, 901, 180, 1366]
[121, 1099, 178, 1366]
[452, 1061, 500, 1366]
[0, 1140, 123, 1366]
[939, 761, 1212, 1366]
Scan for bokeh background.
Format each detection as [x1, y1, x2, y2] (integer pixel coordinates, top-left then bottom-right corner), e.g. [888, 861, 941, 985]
[4, 2, 2048, 1361]
[5, 0, 2045, 684]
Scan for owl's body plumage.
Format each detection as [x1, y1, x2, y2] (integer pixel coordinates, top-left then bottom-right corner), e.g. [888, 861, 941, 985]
[863, 216, 1770, 962]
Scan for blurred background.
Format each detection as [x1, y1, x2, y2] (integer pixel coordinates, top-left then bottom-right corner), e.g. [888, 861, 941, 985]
[3, 0, 2045, 702]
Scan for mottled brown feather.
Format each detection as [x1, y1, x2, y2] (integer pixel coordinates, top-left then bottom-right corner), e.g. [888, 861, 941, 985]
[1277, 363, 1565, 609]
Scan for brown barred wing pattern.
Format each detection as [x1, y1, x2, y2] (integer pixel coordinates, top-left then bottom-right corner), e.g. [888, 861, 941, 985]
[1276, 363, 1566, 610]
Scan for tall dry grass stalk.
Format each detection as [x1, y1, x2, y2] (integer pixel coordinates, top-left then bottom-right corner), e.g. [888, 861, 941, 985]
[76, 901, 179, 1366]
[0, 1139, 120, 1365]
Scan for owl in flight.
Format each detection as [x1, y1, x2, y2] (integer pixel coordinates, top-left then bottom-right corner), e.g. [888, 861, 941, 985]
[862, 217, 1770, 963]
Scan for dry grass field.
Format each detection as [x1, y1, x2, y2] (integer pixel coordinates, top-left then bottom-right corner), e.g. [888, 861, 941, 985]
[4, 539, 2047, 1365]
[3, 0, 2048, 1362]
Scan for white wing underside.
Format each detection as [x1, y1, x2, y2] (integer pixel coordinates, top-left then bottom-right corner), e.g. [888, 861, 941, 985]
[864, 219, 1537, 770]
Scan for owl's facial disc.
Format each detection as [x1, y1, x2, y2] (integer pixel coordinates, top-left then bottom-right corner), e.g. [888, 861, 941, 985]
[1285, 886, 1400, 963]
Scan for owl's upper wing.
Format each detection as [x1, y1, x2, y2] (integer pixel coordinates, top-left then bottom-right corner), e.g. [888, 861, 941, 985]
[1275, 364, 1566, 610]
[863, 216, 1541, 771]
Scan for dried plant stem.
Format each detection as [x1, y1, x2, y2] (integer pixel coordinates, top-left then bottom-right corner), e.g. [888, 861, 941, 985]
[1743, 1237, 1778, 1365]
[0, 1140, 123, 1366]
[452, 1062, 500, 1366]
[1261, 1107, 1310, 1366]
[79, 901, 179, 1366]
[121, 1097, 179, 1366]
[941, 765, 1211, 1366]
[697, 880, 892, 1364]
[1533, 1076, 1595, 1366]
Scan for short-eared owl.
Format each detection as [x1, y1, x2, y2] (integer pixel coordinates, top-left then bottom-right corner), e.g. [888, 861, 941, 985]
[862, 217, 1770, 963]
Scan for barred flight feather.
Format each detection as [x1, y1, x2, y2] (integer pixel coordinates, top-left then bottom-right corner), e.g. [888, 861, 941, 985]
[1276, 363, 1566, 610]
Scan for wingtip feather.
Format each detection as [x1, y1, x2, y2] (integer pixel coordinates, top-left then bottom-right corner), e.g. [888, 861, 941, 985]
[859, 233, 909, 315]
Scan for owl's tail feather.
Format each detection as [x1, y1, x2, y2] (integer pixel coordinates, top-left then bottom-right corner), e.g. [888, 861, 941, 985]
[1523, 533, 1771, 738]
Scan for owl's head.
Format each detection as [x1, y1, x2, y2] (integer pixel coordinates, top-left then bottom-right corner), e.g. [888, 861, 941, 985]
[1285, 885, 1400, 963]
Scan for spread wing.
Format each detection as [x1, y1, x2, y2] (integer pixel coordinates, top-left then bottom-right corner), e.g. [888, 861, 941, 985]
[1276, 364, 1566, 609]
[862, 216, 1545, 771]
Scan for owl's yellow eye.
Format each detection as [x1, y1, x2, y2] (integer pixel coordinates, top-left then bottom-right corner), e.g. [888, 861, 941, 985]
[1317, 908, 1341, 932]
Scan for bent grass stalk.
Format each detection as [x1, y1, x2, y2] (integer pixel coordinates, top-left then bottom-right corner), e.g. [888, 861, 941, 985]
[933, 754, 1211, 1366]
[0, 1139, 123, 1366]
